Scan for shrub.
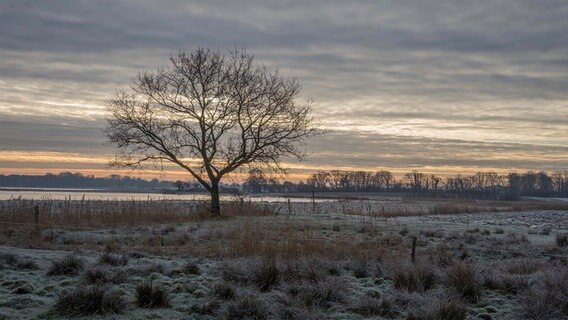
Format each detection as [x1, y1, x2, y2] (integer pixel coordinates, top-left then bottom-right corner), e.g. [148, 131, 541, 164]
[519, 267, 568, 319]
[223, 295, 269, 320]
[47, 255, 84, 276]
[446, 263, 481, 302]
[254, 261, 280, 292]
[52, 286, 126, 316]
[556, 233, 568, 247]
[393, 265, 436, 293]
[135, 281, 171, 308]
[99, 252, 128, 266]
[494, 228, 504, 234]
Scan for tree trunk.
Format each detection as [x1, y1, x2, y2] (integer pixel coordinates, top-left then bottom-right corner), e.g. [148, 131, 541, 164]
[210, 183, 221, 217]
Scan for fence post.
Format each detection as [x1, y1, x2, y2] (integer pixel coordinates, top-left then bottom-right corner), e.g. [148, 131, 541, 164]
[411, 236, 417, 264]
[287, 199, 292, 215]
[312, 190, 316, 213]
[240, 197, 244, 215]
[34, 205, 40, 233]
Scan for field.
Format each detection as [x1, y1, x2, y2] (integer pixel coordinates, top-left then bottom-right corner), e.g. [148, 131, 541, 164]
[0, 197, 567, 319]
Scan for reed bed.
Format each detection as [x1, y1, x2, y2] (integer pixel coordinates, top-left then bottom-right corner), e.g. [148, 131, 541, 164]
[0, 198, 269, 229]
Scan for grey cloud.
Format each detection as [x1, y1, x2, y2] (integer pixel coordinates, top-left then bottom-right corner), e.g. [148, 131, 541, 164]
[0, 120, 109, 154]
[0, 0, 567, 174]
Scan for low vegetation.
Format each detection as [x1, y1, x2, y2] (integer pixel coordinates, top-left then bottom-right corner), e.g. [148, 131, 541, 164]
[47, 255, 84, 276]
[135, 281, 171, 309]
[0, 198, 566, 319]
[52, 286, 126, 316]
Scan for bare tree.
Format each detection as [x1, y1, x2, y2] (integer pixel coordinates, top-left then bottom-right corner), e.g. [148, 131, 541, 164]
[105, 48, 319, 216]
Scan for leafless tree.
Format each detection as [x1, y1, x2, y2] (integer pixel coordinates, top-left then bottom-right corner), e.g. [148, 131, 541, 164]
[105, 48, 319, 216]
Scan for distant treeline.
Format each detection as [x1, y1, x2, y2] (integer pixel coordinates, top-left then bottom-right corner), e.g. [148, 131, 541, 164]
[0, 172, 174, 190]
[242, 169, 568, 199]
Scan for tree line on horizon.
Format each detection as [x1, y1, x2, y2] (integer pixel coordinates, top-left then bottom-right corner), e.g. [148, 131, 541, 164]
[243, 169, 568, 198]
[0, 172, 173, 190]
[1, 169, 567, 199]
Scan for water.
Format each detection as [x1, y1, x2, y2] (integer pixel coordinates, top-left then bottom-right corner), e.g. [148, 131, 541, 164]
[0, 189, 335, 203]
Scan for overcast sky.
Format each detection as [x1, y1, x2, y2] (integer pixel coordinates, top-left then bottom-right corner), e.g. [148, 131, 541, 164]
[1, 0, 567, 179]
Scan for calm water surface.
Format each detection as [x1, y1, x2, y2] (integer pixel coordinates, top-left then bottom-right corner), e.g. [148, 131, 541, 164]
[0, 189, 334, 203]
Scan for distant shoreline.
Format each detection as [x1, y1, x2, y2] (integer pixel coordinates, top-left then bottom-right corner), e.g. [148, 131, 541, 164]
[0, 187, 181, 194]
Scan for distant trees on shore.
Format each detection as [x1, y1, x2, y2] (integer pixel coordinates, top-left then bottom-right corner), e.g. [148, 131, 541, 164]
[242, 169, 568, 198]
[0, 172, 172, 190]
[2, 170, 567, 199]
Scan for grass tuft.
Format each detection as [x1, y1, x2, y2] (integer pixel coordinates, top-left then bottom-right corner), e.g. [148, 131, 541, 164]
[99, 252, 128, 266]
[47, 255, 84, 276]
[52, 286, 126, 316]
[446, 263, 481, 302]
[393, 264, 436, 293]
[254, 260, 281, 292]
[223, 295, 269, 320]
[135, 281, 171, 308]
[556, 233, 568, 247]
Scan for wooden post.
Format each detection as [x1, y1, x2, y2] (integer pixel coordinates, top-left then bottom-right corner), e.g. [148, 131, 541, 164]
[287, 199, 292, 215]
[312, 190, 316, 213]
[240, 197, 244, 215]
[34, 205, 40, 232]
[411, 236, 417, 264]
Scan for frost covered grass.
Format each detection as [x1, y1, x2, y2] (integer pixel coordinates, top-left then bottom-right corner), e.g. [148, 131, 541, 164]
[0, 198, 567, 319]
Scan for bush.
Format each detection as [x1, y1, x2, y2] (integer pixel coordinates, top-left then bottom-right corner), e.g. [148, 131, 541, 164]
[556, 233, 568, 247]
[52, 286, 126, 316]
[47, 255, 84, 276]
[223, 295, 269, 320]
[99, 252, 128, 266]
[446, 263, 481, 302]
[254, 261, 280, 292]
[135, 281, 171, 308]
[393, 265, 436, 293]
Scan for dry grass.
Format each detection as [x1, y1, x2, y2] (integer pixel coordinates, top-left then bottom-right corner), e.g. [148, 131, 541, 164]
[446, 263, 481, 303]
[47, 255, 84, 276]
[53, 286, 126, 316]
[135, 281, 171, 309]
[0, 198, 269, 230]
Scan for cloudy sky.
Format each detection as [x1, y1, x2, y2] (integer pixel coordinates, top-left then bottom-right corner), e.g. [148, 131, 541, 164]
[1, 0, 567, 180]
